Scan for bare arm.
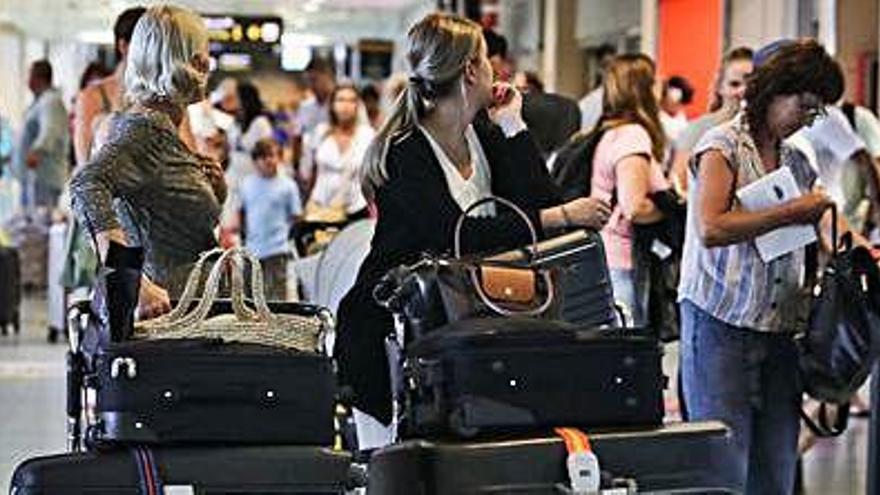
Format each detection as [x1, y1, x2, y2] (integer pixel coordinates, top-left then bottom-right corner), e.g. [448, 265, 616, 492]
[670, 148, 691, 194]
[616, 154, 663, 224]
[74, 88, 100, 166]
[696, 150, 832, 247]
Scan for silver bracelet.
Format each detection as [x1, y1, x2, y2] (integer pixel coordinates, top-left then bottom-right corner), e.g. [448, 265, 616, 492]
[560, 205, 572, 227]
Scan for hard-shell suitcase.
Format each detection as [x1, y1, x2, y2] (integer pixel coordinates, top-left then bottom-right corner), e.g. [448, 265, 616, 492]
[490, 230, 618, 327]
[10, 216, 48, 291]
[89, 338, 336, 446]
[402, 317, 665, 438]
[47, 222, 67, 340]
[11, 445, 353, 494]
[369, 421, 737, 494]
[0, 245, 21, 334]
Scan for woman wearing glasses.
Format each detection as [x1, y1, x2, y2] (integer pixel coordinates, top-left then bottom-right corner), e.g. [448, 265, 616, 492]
[677, 39, 843, 492]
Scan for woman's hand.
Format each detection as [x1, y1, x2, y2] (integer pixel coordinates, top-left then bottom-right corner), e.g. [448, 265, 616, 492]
[137, 276, 171, 320]
[200, 156, 227, 204]
[488, 82, 526, 137]
[563, 197, 612, 230]
[787, 190, 834, 225]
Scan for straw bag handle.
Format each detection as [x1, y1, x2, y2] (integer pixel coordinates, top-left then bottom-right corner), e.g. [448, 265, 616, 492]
[138, 247, 240, 333]
[135, 248, 224, 331]
[453, 196, 555, 317]
[228, 247, 275, 324]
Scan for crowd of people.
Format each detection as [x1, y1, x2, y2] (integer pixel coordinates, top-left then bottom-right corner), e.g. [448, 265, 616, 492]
[2, 4, 880, 493]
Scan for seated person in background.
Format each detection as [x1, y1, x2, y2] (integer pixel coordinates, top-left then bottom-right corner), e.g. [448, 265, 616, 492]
[239, 138, 302, 301]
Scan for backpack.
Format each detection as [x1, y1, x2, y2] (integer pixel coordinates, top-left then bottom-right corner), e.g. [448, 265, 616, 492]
[549, 127, 607, 201]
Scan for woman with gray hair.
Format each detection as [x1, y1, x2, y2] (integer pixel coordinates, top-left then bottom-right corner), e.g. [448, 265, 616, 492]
[334, 12, 611, 450]
[70, 4, 225, 319]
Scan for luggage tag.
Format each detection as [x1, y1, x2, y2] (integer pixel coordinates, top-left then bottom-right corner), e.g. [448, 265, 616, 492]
[650, 239, 673, 261]
[554, 427, 601, 494]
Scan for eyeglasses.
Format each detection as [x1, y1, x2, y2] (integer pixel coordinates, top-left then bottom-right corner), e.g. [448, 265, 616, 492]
[799, 93, 826, 122]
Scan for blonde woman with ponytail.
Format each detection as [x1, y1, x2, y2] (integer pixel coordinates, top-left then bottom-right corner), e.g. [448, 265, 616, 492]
[334, 12, 611, 451]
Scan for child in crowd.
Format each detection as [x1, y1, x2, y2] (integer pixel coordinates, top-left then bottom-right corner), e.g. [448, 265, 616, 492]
[239, 138, 302, 300]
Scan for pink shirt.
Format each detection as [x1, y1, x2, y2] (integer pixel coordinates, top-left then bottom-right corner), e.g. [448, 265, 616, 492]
[590, 124, 669, 270]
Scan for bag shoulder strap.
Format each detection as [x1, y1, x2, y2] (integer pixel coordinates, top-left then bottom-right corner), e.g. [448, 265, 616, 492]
[842, 102, 857, 131]
[800, 401, 850, 437]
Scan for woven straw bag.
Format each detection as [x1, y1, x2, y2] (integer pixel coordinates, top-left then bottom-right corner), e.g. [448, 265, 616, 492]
[134, 247, 331, 353]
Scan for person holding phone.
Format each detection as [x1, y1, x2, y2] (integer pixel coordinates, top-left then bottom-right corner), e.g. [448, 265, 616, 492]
[333, 12, 611, 451]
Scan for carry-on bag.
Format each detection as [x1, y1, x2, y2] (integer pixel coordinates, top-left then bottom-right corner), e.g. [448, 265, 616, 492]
[47, 221, 67, 341]
[11, 445, 353, 494]
[368, 421, 736, 494]
[373, 196, 559, 344]
[798, 206, 880, 405]
[0, 245, 21, 335]
[75, 248, 336, 447]
[402, 317, 665, 438]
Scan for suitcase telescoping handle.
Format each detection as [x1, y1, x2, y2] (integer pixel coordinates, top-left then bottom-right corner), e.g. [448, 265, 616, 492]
[454, 196, 555, 317]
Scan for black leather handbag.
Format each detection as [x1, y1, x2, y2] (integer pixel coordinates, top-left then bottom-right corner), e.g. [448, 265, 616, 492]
[373, 196, 557, 344]
[798, 207, 880, 406]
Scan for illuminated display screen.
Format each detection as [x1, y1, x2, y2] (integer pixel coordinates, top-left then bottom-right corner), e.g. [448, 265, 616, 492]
[203, 15, 282, 71]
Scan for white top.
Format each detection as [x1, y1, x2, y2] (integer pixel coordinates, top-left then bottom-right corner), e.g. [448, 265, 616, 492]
[854, 105, 880, 158]
[296, 96, 329, 139]
[307, 123, 375, 214]
[793, 105, 866, 207]
[579, 87, 604, 131]
[418, 124, 494, 217]
[660, 110, 689, 142]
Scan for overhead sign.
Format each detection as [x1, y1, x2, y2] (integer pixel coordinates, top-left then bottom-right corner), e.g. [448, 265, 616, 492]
[203, 15, 282, 71]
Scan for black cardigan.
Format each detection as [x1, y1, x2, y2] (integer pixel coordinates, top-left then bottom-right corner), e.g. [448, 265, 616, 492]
[334, 117, 561, 424]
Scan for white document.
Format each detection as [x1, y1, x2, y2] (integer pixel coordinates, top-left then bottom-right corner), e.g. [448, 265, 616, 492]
[736, 166, 816, 262]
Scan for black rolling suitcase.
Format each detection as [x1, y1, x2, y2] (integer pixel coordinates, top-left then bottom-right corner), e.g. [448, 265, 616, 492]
[69, 300, 337, 447]
[0, 245, 21, 335]
[369, 421, 737, 494]
[11, 445, 352, 494]
[402, 317, 665, 438]
[90, 338, 336, 446]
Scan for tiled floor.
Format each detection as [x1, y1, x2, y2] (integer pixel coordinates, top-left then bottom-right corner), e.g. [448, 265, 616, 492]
[0, 295, 873, 493]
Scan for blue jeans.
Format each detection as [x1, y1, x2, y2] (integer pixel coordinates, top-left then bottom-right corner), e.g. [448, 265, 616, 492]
[609, 268, 648, 327]
[680, 300, 801, 494]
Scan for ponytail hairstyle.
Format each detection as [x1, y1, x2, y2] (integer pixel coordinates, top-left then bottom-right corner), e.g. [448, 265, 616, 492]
[602, 54, 666, 162]
[361, 12, 484, 201]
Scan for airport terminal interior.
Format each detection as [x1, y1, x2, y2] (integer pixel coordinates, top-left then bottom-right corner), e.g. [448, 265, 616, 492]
[1, 0, 880, 493]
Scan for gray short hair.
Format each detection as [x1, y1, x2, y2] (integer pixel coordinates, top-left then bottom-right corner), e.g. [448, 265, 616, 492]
[124, 5, 208, 106]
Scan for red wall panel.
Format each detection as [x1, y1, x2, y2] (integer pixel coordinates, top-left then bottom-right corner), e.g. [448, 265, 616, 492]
[657, 0, 724, 118]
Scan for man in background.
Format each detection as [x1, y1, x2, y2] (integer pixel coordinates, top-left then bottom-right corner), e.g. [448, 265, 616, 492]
[15, 60, 69, 210]
[579, 43, 616, 131]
